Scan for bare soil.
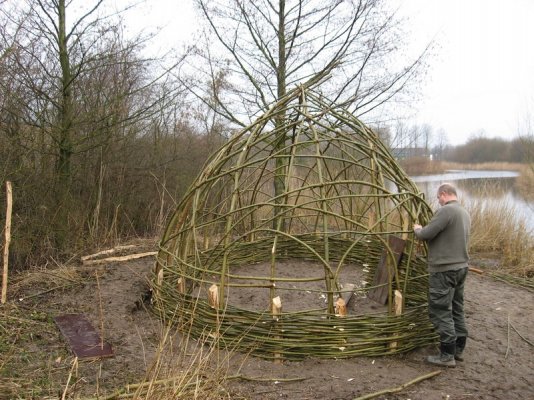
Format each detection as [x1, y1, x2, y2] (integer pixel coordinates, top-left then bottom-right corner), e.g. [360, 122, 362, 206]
[3, 253, 534, 400]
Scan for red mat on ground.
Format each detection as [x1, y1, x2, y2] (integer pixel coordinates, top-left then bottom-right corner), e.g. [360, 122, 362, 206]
[54, 314, 113, 359]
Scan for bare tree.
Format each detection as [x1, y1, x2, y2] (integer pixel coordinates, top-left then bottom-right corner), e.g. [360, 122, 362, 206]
[1, 0, 184, 181]
[189, 0, 429, 124]
[421, 123, 433, 154]
[184, 0, 429, 225]
[433, 129, 448, 161]
[0, 0, 180, 250]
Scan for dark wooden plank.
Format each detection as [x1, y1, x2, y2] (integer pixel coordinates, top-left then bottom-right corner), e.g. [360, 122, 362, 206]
[54, 314, 113, 359]
[339, 283, 355, 306]
[367, 236, 406, 305]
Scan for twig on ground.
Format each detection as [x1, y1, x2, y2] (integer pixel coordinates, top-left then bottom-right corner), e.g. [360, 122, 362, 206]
[352, 370, 442, 400]
[19, 285, 67, 300]
[39, 270, 81, 284]
[95, 271, 105, 350]
[505, 313, 511, 359]
[226, 374, 307, 383]
[0, 312, 49, 325]
[468, 266, 484, 274]
[510, 322, 534, 347]
[61, 357, 78, 400]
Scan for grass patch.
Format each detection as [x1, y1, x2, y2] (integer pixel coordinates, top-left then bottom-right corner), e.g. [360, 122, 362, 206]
[0, 303, 69, 399]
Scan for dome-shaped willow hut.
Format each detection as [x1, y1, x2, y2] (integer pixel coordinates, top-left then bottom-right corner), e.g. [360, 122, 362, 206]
[153, 86, 437, 360]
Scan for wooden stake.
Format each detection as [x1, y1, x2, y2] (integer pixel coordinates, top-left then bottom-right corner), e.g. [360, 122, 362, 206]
[272, 295, 282, 316]
[2, 181, 13, 304]
[177, 277, 185, 294]
[156, 268, 164, 287]
[393, 289, 403, 315]
[272, 296, 282, 364]
[208, 284, 219, 308]
[335, 297, 347, 317]
[389, 290, 403, 351]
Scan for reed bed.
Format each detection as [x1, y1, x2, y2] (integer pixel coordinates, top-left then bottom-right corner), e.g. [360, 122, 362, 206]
[440, 161, 524, 172]
[515, 164, 534, 201]
[467, 197, 534, 278]
[154, 85, 436, 360]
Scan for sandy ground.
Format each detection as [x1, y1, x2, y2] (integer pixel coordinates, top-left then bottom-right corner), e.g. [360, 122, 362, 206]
[10, 255, 534, 400]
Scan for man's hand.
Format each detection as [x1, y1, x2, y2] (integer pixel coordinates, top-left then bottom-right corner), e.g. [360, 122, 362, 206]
[413, 224, 422, 231]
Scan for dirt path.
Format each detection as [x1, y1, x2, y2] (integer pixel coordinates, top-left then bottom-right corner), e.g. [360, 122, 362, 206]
[10, 257, 534, 399]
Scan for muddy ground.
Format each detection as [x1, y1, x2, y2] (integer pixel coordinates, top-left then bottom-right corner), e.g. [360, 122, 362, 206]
[3, 250, 534, 400]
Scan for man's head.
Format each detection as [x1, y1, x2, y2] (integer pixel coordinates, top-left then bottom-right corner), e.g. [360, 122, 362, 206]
[437, 183, 458, 206]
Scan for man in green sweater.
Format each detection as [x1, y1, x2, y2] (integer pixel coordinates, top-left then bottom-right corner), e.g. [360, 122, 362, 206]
[414, 182, 471, 367]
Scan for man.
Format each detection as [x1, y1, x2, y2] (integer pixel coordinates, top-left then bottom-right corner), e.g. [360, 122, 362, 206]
[414, 182, 471, 367]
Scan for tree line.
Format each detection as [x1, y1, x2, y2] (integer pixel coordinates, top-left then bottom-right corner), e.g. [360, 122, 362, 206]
[442, 136, 533, 164]
[385, 122, 533, 164]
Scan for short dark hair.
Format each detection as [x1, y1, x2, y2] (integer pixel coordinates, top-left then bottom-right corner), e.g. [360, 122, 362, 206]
[438, 183, 457, 196]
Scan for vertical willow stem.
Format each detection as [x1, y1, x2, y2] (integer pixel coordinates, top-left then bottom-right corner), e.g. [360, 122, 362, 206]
[311, 123, 333, 314]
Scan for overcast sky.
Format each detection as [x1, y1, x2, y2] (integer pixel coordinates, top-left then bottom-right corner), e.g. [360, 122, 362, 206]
[124, 0, 534, 145]
[400, 0, 534, 145]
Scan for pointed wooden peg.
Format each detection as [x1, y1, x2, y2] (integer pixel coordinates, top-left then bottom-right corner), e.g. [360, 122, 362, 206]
[208, 284, 219, 308]
[335, 297, 347, 317]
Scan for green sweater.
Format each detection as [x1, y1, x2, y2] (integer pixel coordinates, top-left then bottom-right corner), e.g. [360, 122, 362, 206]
[414, 200, 471, 272]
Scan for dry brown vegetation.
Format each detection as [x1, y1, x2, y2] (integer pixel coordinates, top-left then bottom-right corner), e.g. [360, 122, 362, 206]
[516, 165, 534, 201]
[468, 200, 534, 279]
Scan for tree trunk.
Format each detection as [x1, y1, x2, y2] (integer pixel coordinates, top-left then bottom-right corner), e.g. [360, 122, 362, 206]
[57, 0, 73, 189]
[55, 0, 74, 248]
[273, 0, 287, 230]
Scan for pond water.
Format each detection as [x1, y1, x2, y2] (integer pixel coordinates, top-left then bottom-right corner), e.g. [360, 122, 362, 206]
[409, 170, 534, 232]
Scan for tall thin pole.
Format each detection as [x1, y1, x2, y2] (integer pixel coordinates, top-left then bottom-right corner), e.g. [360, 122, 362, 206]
[2, 181, 13, 304]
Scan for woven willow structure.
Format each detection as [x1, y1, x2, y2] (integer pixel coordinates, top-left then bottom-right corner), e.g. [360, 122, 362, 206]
[154, 86, 437, 360]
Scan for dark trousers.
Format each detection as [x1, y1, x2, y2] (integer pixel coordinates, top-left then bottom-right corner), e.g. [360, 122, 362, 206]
[428, 268, 468, 344]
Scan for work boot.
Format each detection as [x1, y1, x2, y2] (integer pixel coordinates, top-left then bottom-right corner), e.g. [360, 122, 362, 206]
[455, 336, 467, 361]
[426, 342, 456, 367]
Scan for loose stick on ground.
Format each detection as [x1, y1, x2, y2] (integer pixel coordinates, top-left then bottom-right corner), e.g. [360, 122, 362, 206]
[511, 322, 534, 347]
[82, 252, 157, 265]
[352, 370, 442, 400]
[81, 245, 138, 261]
[468, 266, 484, 274]
[505, 313, 511, 359]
